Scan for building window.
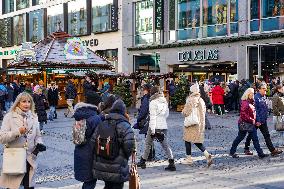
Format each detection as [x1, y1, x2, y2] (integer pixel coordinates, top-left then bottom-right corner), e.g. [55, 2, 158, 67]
[68, 0, 88, 36]
[29, 9, 45, 42]
[230, 0, 238, 34]
[134, 54, 160, 72]
[203, 0, 228, 37]
[0, 18, 13, 47]
[2, 0, 14, 14]
[32, 0, 46, 6]
[92, 0, 113, 33]
[135, 0, 155, 45]
[177, 0, 201, 40]
[47, 4, 64, 35]
[14, 14, 26, 45]
[16, 0, 29, 11]
[262, 0, 284, 31]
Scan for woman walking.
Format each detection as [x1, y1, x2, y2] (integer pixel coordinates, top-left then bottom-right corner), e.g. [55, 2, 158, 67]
[137, 86, 176, 171]
[230, 88, 268, 158]
[33, 86, 48, 134]
[0, 92, 45, 189]
[272, 85, 284, 146]
[182, 83, 213, 166]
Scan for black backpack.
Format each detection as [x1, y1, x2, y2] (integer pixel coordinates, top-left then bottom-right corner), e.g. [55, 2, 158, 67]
[94, 119, 120, 160]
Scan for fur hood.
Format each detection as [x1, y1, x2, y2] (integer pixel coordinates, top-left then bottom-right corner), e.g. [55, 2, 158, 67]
[74, 102, 98, 111]
[74, 102, 99, 121]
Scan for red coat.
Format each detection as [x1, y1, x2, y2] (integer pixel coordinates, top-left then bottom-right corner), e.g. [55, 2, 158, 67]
[211, 85, 225, 105]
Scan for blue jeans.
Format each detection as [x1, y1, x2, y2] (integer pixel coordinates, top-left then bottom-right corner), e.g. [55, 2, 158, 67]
[82, 179, 97, 189]
[5, 101, 13, 111]
[39, 122, 44, 131]
[230, 126, 264, 156]
[49, 106, 56, 120]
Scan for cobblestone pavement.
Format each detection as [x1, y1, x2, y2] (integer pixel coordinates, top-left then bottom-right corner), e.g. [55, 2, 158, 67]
[1, 110, 284, 189]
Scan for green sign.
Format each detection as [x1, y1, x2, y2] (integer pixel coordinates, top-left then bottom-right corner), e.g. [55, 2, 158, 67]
[0, 49, 18, 56]
[155, 0, 164, 30]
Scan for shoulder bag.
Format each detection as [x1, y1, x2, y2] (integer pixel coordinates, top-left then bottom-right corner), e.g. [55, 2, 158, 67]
[239, 121, 254, 132]
[275, 115, 284, 131]
[184, 98, 201, 127]
[129, 153, 140, 189]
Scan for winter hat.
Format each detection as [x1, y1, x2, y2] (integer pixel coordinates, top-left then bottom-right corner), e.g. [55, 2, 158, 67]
[85, 91, 101, 106]
[190, 83, 200, 93]
[100, 94, 117, 111]
[150, 86, 160, 96]
[109, 99, 126, 115]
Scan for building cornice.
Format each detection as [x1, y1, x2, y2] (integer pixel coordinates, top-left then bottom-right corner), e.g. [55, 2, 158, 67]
[127, 32, 284, 51]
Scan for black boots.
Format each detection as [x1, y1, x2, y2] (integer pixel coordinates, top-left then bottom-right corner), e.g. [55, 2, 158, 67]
[165, 159, 176, 171]
[137, 157, 146, 169]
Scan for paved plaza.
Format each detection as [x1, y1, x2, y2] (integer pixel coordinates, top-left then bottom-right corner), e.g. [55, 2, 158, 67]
[1, 110, 284, 189]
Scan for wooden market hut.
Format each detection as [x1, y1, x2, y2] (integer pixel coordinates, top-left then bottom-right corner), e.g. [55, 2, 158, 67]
[7, 31, 112, 107]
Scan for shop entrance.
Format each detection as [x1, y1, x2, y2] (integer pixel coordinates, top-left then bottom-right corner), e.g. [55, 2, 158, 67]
[173, 62, 237, 82]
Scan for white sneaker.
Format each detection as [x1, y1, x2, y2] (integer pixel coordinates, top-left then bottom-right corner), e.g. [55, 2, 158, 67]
[40, 130, 45, 135]
[184, 156, 193, 165]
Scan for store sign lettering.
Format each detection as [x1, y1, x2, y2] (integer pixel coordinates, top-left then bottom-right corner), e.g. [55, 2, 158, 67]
[82, 39, 99, 47]
[0, 50, 18, 56]
[155, 0, 164, 30]
[178, 49, 219, 62]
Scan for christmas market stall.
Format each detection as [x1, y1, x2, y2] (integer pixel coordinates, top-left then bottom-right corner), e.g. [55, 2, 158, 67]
[7, 30, 112, 107]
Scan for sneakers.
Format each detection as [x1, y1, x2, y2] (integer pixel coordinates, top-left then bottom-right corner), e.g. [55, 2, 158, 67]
[165, 159, 176, 171]
[271, 149, 283, 156]
[244, 150, 253, 155]
[230, 153, 239, 158]
[40, 130, 45, 135]
[259, 154, 269, 159]
[184, 156, 193, 165]
[137, 157, 146, 169]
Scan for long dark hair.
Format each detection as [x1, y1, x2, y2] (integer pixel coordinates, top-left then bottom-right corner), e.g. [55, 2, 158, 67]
[274, 85, 283, 95]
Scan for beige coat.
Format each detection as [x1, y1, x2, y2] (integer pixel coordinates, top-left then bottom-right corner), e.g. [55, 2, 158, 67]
[0, 108, 43, 189]
[182, 93, 206, 143]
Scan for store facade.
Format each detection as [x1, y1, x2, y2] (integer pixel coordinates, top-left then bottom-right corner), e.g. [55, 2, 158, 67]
[127, 0, 284, 82]
[0, 0, 134, 73]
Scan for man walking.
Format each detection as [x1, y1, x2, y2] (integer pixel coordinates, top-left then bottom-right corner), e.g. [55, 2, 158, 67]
[48, 82, 59, 121]
[64, 80, 77, 118]
[244, 82, 283, 156]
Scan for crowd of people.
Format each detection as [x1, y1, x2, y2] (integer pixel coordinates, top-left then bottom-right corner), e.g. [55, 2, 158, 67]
[0, 75, 284, 189]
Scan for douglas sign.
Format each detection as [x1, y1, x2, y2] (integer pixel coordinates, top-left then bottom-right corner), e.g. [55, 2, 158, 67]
[178, 49, 219, 62]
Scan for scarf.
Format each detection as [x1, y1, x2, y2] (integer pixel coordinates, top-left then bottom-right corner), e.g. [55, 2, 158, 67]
[15, 107, 32, 119]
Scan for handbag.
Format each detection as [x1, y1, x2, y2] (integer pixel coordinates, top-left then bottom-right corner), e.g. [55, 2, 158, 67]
[239, 122, 254, 132]
[129, 153, 140, 189]
[138, 115, 149, 129]
[184, 107, 200, 127]
[275, 115, 284, 131]
[2, 145, 27, 175]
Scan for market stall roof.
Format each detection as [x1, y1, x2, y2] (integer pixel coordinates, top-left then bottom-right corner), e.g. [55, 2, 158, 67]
[9, 31, 112, 70]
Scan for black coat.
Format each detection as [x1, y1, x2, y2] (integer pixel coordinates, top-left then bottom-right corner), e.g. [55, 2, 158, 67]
[33, 94, 47, 123]
[83, 81, 97, 96]
[6, 85, 14, 102]
[48, 88, 59, 106]
[92, 113, 136, 183]
[137, 94, 150, 135]
[73, 102, 102, 182]
[65, 83, 77, 100]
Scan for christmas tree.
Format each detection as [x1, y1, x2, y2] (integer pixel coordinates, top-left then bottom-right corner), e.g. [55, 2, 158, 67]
[170, 76, 190, 108]
[113, 79, 133, 107]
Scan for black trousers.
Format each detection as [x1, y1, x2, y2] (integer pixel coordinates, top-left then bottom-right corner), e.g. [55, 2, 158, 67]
[245, 122, 275, 153]
[214, 104, 225, 115]
[104, 182, 124, 189]
[185, 141, 206, 155]
[22, 162, 32, 189]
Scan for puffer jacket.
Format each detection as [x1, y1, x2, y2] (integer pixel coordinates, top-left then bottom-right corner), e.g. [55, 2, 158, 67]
[239, 99, 256, 124]
[211, 85, 225, 105]
[73, 102, 101, 182]
[149, 93, 169, 134]
[254, 92, 268, 123]
[33, 93, 47, 123]
[272, 92, 284, 116]
[91, 100, 136, 183]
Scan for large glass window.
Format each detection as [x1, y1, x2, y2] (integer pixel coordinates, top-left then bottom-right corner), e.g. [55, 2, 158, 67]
[29, 9, 45, 42]
[47, 4, 64, 35]
[177, 0, 201, 40]
[92, 0, 113, 33]
[68, 0, 88, 36]
[16, 0, 29, 10]
[230, 0, 238, 34]
[203, 0, 228, 37]
[135, 0, 155, 45]
[14, 14, 26, 45]
[262, 0, 284, 31]
[250, 0, 260, 32]
[32, 0, 46, 6]
[0, 18, 13, 47]
[2, 0, 14, 14]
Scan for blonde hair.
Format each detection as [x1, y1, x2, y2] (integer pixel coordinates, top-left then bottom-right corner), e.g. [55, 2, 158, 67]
[241, 88, 254, 101]
[10, 92, 35, 114]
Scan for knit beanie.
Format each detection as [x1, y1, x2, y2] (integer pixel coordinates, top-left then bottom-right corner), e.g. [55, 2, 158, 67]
[109, 99, 126, 115]
[85, 91, 101, 106]
[190, 83, 200, 93]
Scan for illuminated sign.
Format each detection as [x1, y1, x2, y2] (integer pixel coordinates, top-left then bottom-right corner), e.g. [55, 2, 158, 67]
[178, 49, 219, 62]
[64, 37, 88, 60]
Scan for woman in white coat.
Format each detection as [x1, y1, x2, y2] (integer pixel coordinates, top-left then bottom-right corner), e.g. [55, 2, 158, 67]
[182, 83, 213, 167]
[0, 92, 44, 189]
